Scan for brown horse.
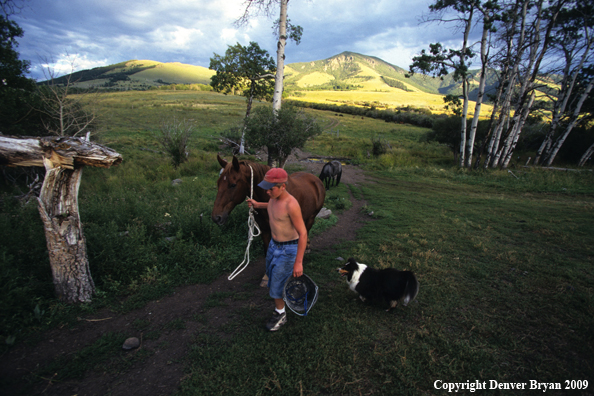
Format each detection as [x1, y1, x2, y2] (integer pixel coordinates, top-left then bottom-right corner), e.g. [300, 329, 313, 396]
[212, 154, 326, 254]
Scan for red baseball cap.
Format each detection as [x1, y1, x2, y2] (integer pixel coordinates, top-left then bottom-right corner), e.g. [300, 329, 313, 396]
[258, 168, 288, 189]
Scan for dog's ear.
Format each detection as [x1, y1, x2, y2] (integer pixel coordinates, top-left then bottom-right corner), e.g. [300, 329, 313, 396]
[347, 257, 357, 265]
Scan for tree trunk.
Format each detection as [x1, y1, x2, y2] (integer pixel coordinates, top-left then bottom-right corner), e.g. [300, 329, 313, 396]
[272, 0, 287, 114]
[486, 0, 527, 167]
[240, 83, 257, 155]
[544, 76, 594, 166]
[1, 135, 121, 303]
[459, 79, 469, 167]
[502, 91, 536, 168]
[266, 0, 288, 167]
[458, 7, 473, 167]
[38, 160, 95, 303]
[535, 36, 591, 165]
[466, 21, 490, 167]
[578, 142, 594, 167]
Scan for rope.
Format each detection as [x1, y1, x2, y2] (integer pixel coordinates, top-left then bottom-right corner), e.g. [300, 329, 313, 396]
[228, 165, 261, 280]
[285, 284, 309, 316]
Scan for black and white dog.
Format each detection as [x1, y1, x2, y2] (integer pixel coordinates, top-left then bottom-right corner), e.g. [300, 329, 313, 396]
[337, 258, 419, 311]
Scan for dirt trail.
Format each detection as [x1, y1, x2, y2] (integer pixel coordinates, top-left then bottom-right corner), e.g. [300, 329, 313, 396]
[0, 156, 370, 396]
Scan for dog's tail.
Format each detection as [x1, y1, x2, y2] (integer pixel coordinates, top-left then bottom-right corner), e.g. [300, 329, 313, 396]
[402, 273, 419, 306]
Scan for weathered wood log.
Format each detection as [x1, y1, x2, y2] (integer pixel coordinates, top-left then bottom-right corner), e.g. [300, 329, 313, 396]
[1, 135, 122, 303]
[0, 135, 122, 169]
[38, 162, 95, 303]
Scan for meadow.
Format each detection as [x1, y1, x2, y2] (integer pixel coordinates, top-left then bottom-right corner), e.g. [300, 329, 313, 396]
[0, 90, 593, 395]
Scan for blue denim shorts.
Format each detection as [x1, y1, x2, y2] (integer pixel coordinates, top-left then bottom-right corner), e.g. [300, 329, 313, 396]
[266, 239, 298, 299]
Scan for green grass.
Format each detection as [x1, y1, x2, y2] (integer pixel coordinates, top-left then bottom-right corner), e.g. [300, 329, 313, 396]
[179, 172, 594, 395]
[1, 90, 593, 395]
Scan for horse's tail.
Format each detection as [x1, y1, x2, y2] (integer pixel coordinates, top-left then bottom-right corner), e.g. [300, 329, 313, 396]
[319, 164, 327, 180]
[336, 169, 342, 186]
[319, 164, 331, 188]
[402, 272, 419, 306]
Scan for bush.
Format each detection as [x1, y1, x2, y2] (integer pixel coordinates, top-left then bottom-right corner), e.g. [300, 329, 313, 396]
[154, 117, 195, 167]
[371, 135, 391, 157]
[245, 104, 322, 166]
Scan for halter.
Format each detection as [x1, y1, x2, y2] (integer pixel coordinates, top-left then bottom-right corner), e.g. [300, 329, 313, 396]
[228, 164, 262, 280]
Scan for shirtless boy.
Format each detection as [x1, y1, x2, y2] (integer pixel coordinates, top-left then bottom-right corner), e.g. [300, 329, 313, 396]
[246, 168, 307, 331]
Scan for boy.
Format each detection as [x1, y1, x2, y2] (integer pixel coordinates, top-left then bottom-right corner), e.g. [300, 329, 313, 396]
[246, 168, 307, 331]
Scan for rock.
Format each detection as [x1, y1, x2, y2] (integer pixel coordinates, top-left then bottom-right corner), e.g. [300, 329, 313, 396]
[336, 257, 344, 261]
[123, 337, 140, 350]
[171, 179, 183, 186]
[316, 207, 332, 219]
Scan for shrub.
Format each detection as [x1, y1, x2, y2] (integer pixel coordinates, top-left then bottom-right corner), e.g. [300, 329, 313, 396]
[371, 135, 391, 157]
[245, 104, 322, 167]
[154, 117, 195, 167]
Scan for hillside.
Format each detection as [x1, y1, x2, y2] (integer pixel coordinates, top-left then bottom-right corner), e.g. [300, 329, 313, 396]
[285, 51, 430, 93]
[49, 60, 215, 89]
[284, 51, 500, 100]
[45, 52, 504, 115]
[48, 52, 497, 97]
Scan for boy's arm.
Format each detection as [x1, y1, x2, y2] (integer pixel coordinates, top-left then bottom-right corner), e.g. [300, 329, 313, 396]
[246, 198, 268, 210]
[288, 200, 307, 277]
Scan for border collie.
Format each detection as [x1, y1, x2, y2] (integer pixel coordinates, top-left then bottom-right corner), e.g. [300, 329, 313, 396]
[337, 257, 419, 311]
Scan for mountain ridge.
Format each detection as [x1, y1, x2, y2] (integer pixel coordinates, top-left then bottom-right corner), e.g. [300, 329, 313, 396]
[46, 52, 497, 100]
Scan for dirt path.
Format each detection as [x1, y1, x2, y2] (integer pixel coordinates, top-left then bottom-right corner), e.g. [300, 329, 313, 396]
[0, 156, 370, 396]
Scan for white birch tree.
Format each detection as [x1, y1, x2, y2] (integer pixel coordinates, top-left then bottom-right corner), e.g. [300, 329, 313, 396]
[543, 75, 594, 165]
[480, 0, 565, 169]
[465, 0, 499, 167]
[534, 1, 594, 165]
[410, 0, 475, 167]
[236, 0, 302, 165]
[410, 0, 499, 168]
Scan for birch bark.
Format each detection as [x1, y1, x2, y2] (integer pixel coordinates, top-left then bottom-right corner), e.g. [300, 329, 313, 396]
[272, 0, 287, 114]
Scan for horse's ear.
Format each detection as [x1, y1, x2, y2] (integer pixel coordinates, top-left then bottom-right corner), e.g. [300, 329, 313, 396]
[232, 156, 240, 172]
[217, 154, 227, 169]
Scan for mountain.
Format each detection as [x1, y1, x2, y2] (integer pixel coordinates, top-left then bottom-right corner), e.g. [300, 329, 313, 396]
[283, 51, 499, 100]
[47, 52, 499, 100]
[285, 51, 431, 93]
[48, 60, 215, 89]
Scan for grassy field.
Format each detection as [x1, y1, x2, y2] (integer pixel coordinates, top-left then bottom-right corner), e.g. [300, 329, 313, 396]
[181, 170, 594, 395]
[1, 90, 593, 395]
[289, 89, 495, 118]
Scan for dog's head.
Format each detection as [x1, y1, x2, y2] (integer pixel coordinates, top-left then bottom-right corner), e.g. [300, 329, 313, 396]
[336, 257, 360, 282]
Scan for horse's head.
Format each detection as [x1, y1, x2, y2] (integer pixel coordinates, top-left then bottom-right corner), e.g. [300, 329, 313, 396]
[211, 154, 254, 226]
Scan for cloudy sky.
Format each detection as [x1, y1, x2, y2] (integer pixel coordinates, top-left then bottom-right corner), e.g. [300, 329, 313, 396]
[10, 0, 466, 81]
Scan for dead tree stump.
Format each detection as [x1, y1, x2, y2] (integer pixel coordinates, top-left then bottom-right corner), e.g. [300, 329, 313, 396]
[1, 135, 122, 303]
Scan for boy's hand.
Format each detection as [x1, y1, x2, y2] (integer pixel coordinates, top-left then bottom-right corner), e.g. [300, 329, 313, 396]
[293, 261, 303, 278]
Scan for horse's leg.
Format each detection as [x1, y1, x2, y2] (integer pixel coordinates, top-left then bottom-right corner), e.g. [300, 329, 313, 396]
[304, 216, 317, 253]
[260, 230, 271, 287]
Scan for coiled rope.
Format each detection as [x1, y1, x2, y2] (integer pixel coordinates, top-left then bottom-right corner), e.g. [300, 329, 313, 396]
[228, 165, 261, 280]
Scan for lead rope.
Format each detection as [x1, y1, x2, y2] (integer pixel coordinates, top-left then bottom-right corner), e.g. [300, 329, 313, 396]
[228, 165, 261, 280]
